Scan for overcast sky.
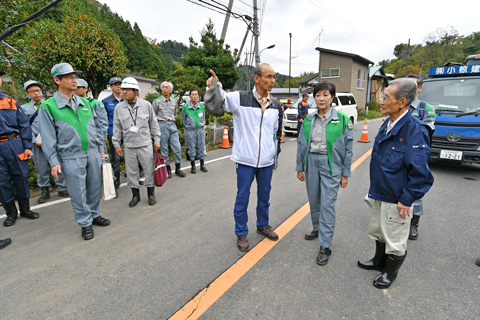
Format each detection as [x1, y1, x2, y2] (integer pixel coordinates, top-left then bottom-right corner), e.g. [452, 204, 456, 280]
[99, 0, 480, 77]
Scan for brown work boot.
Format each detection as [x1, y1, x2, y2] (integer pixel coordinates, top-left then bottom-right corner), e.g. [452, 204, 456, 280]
[237, 235, 249, 252]
[256, 225, 279, 241]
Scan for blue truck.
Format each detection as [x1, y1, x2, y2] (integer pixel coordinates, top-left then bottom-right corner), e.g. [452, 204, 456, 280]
[419, 56, 480, 164]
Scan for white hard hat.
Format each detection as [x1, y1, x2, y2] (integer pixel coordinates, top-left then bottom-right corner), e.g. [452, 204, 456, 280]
[121, 77, 139, 90]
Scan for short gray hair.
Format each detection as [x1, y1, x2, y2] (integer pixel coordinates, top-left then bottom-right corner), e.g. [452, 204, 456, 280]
[161, 81, 173, 91]
[389, 78, 417, 106]
[254, 63, 271, 77]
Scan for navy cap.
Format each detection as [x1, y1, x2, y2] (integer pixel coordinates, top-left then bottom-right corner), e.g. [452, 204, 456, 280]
[24, 80, 43, 92]
[302, 93, 308, 97]
[77, 79, 88, 88]
[51, 63, 81, 77]
[109, 77, 122, 85]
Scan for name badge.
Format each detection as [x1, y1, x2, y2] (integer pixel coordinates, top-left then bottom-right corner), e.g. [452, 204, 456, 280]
[198, 113, 204, 117]
[331, 120, 340, 123]
[129, 126, 139, 133]
[82, 108, 89, 112]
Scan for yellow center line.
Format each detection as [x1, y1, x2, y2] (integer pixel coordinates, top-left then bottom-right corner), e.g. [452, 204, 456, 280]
[169, 148, 373, 320]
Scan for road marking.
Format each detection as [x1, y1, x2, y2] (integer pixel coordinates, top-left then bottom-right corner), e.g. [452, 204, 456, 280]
[169, 148, 373, 320]
[181, 155, 231, 170]
[0, 155, 233, 220]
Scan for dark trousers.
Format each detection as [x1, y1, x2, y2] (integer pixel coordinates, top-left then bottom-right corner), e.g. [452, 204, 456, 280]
[107, 135, 121, 177]
[0, 137, 30, 204]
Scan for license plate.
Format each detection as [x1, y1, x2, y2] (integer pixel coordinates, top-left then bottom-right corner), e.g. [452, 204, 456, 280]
[290, 123, 297, 129]
[440, 150, 463, 160]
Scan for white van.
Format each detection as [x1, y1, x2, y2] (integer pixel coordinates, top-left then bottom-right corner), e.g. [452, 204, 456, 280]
[283, 93, 358, 135]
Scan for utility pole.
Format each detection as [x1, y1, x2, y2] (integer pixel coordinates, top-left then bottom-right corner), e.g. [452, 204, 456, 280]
[289, 33, 292, 98]
[313, 28, 324, 78]
[253, 0, 260, 67]
[220, 0, 234, 40]
[237, 25, 250, 63]
[404, 39, 410, 77]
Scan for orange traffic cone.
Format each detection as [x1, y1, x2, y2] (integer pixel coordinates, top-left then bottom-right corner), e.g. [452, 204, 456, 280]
[220, 126, 231, 149]
[280, 133, 285, 143]
[358, 120, 370, 143]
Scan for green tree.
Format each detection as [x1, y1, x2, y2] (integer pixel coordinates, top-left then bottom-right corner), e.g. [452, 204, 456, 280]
[183, 19, 239, 90]
[15, 0, 127, 98]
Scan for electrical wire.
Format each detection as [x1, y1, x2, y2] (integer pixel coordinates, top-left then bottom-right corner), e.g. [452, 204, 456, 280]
[186, 0, 228, 16]
[309, 0, 391, 54]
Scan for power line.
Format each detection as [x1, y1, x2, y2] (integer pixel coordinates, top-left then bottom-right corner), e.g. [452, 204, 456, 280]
[186, 0, 228, 16]
[309, 0, 391, 54]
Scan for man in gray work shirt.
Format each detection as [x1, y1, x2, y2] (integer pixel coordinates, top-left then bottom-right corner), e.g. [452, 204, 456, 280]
[112, 77, 161, 207]
[152, 81, 186, 178]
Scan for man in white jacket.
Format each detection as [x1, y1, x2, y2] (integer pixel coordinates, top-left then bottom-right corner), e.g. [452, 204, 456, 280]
[206, 64, 283, 252]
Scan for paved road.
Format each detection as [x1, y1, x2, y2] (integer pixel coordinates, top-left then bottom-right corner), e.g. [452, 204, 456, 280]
[1, 120, 479, 319]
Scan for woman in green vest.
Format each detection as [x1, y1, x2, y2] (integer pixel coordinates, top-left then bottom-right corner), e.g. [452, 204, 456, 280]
[296, 81, 354, 265]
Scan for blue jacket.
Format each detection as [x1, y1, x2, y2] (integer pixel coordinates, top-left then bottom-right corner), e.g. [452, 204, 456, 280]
[0, 91, 32, 149]
[368, 111, 434, 207]
[298, 100, 309, 121]
[102, 93, 123, 136]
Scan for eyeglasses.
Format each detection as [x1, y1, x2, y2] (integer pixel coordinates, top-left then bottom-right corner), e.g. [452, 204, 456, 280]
[380, 94, 396, 102]
[27, 89, 42, 94]
[63, 75, 79, 81]
[261, 75, 276, 80]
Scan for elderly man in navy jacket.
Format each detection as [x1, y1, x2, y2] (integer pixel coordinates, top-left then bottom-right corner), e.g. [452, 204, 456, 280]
[357, 78, 434, 289]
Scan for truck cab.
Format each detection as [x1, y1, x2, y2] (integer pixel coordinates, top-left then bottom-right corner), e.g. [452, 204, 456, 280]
[419, 65, 480, 164]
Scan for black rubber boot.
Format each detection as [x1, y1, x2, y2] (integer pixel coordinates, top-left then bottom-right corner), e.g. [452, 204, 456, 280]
[37, 187, 50, 204]
[200, 159, 208, 172]
[114, 172, 121, 190]
[18, 198, 39, 220]
[166, 165, 172, 179]
[409, 215, 420, 240]
[373, 254, 406, 289]
[3, 202, 18, 227]
[175, 163, 186, 177]
[147, 187, 156, 206]
[129, 188, 141, 207]
[358, 240, 387, 271]
[0, 238, 12, 250]
[191, 161, 197, 174]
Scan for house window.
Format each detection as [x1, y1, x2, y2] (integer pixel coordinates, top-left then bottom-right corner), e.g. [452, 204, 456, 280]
[357, 69, 366, 90]
[321, 68, 340, 78]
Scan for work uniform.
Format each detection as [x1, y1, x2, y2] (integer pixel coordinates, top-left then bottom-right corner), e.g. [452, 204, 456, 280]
[0, 91, 32, 205]
[152, 96, 182, 166]
[22, 100, 67, 192]
[38, 92, 104, 227]
[296, 108, 354, 248]
[409, 98, 435, 217]
[103, 93, 123, 180]
[210, 84, 283, 236]
[368, 111, 433, 255]
[87, 97, 108, 153]
[112, 98, 160, 188]
[181, 102, 205, 160]
[298, 99, 309, 135]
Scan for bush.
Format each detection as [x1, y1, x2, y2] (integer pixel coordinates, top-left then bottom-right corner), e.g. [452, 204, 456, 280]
[367, 100, 382, 112]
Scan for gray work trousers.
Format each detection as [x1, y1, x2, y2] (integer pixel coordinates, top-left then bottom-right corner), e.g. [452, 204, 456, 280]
[158, 121, 182, 166]
[186, 128, 205, 160]
[124, 145, 154, 188]
[62, 153, 102, 227]
[305, 153, 341, 248]
[32, 144, 67, 191]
